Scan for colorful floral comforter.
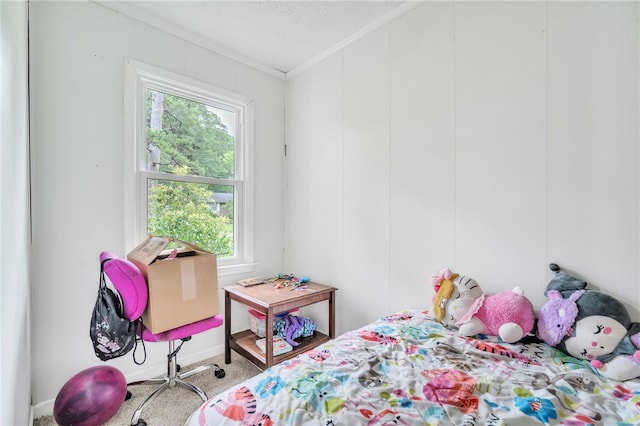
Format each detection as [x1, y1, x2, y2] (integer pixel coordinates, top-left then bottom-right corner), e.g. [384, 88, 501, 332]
[186, 309, 640, 425]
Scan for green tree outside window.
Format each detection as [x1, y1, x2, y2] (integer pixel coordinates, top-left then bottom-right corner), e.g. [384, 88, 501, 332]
[145, 91, 235, 256]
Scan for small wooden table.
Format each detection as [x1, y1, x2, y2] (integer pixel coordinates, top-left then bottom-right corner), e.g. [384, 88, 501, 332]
[224, 281, 336, 369]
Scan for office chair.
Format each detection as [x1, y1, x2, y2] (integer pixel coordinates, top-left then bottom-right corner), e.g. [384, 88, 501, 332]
[100, 251, 225, 426]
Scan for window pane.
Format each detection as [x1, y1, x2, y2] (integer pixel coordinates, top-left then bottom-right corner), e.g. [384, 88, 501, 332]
[146, 89, 236, 179]
[147, 178, 234, 257]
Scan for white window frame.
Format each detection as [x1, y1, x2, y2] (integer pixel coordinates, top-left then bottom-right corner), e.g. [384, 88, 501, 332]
[123, 58, 255, 275]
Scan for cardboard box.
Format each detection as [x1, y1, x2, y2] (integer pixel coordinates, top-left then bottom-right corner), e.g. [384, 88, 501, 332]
[127, 236, 220, 334]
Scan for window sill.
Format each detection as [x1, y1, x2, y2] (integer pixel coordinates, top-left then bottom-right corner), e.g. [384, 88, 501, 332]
[217, 262, 258, 277]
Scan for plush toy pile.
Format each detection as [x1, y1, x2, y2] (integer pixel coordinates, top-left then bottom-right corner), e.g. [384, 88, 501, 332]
[431, 268, 535, 343]
[431, 264, 640, 381]
[537, 263, 640, 381]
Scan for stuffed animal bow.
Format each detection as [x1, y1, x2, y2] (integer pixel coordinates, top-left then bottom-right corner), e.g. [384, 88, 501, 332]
[537, 263, 640, 381]
[431, 268, 535, 343]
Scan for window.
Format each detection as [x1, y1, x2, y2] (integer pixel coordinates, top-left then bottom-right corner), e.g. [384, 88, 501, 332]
[124, 59, 254, 273]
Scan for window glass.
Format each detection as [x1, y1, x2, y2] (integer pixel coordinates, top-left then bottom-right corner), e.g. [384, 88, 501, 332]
[145, 90, 236, 179]
[143, 89, 237, 256]
[146, 178, 234, 257]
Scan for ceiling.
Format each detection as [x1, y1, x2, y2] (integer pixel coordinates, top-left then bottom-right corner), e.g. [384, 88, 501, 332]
[94, 1, 419, 77]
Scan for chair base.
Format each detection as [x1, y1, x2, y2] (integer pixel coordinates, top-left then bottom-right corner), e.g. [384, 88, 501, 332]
[125, 340, 225, 426]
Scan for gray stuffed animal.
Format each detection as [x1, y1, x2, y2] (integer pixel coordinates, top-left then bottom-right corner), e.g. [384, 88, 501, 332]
[537, 263, 640, 381]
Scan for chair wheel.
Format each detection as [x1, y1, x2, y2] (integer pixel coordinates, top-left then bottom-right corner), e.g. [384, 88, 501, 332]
[125, 390, 132, 401]
[177, 364, 181, 373]
[215, 368, 225, 379]
[133, 419, 147, 426]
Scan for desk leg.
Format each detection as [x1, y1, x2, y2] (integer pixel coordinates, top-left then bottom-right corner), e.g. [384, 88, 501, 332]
[265, 309, 273, 368]
[328, 291, 335, 339]
[224, 292, 231, 364]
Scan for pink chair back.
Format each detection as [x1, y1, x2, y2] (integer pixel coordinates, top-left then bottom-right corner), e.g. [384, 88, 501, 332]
[100, 251, 148, 321]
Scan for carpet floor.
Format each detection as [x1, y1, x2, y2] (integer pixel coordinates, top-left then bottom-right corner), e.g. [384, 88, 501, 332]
[34, 351, 261, 426]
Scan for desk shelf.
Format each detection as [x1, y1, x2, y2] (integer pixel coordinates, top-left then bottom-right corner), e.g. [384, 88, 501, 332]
[229, 330, 331, 370]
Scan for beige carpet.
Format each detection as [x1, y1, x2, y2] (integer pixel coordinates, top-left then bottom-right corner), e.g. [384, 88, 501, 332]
[34, 351, 261, 426]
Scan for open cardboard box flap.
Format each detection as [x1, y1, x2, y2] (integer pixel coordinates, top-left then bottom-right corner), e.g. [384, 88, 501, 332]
[128, 235, 212, 266]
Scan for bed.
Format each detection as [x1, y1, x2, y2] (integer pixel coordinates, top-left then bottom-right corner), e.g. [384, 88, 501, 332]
[186, 309, 640, 425]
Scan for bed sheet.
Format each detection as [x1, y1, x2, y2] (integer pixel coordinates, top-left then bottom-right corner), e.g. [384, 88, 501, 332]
[187, 309, 640, 425]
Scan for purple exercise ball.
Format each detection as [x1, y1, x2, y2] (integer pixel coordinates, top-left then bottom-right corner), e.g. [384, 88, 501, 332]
[53, 365, 127, 426]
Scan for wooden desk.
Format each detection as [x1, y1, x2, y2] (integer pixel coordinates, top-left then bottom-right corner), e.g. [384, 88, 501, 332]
[224, 281, 336, 369]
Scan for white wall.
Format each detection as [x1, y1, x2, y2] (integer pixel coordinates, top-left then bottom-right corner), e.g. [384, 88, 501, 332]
[1, 1, 31, 424]
[285, 2, 639, 335]
[29, 1, 285, 416]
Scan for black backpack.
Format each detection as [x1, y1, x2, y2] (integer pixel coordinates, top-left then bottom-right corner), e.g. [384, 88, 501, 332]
[89, 258, 142, 362]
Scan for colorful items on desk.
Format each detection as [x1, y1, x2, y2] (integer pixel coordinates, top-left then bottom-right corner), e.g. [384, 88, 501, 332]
[270, 273, 311, 289]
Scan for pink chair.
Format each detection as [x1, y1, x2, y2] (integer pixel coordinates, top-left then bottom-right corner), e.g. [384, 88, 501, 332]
[100, 252, 225, 426]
